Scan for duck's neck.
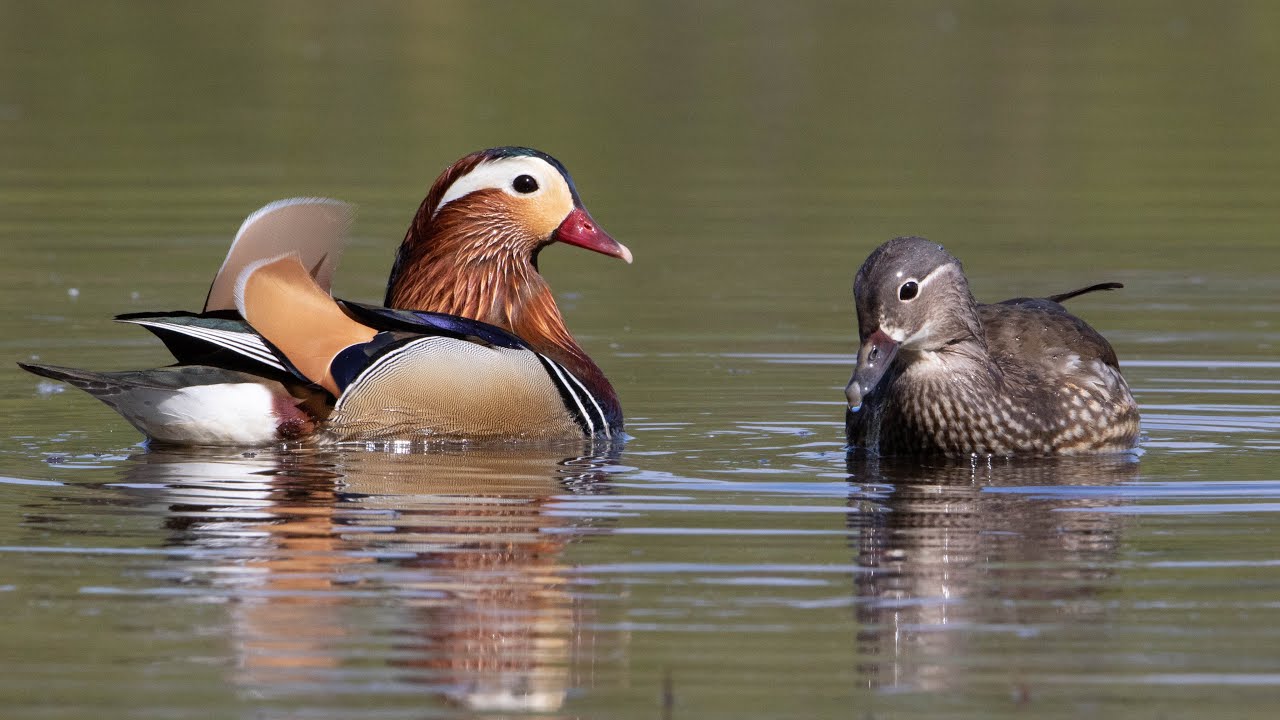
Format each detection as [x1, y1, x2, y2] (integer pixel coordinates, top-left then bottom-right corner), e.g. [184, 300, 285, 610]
[386, 241, 620, 418]
[917, 305, 1001, 390]
[931, 286, 991, 357]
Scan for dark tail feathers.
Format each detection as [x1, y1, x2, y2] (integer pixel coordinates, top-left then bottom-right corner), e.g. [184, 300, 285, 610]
[1047, 282, 1124, 303]
[17, 362, 118, 394]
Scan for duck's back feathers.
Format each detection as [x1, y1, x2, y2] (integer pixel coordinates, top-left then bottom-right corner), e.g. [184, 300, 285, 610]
[989, 281, 1126, 371]
[980, 297, 1122, 374]
[339, 301, 531, 350]
[115, 311, 289, 377]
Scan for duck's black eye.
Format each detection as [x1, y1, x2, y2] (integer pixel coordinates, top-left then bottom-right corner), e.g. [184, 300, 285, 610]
[898, 280, 919, 302]
[512, 174, 539, 194]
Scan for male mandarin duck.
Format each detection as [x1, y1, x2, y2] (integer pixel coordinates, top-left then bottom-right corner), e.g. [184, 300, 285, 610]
[21, 147, 632, 446]
[845, 236, 1140, 457]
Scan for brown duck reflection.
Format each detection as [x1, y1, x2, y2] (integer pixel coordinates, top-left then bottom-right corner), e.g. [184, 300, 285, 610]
[116, 441, 621, 714]
[845, 453, 1140, 692]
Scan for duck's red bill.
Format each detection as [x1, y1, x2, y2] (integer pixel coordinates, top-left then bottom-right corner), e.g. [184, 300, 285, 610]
[554, 207, 632, 264]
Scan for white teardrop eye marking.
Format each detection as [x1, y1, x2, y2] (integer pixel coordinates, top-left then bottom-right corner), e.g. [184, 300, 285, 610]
[434, 156, 561, 215]
[898, 279, 920, 302]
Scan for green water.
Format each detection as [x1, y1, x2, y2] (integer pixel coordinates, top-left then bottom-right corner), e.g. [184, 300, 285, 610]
[2, 2, 1279, 718]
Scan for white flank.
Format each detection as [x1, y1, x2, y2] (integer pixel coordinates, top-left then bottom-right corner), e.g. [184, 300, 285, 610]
[118, 383, 281, 446]
[435, 156, 563, 215]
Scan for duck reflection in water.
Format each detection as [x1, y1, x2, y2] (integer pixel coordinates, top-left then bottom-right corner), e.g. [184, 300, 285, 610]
[844, 452, 1139, 692]
[115, 440, 623, 713]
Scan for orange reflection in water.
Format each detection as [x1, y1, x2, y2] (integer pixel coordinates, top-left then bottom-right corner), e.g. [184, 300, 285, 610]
[122, 443, 620, 713]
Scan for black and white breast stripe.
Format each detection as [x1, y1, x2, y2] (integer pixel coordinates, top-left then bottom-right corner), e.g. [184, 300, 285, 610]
[337, 337, 421, 395]
[120, 318, 287, 373]
[533, 353, 612, 438]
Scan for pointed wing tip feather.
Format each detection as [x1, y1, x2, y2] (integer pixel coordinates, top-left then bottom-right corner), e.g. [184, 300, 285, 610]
[18, 361, 108, 391]
[16, 360, 50, 377]
[18, 361, 79, 380]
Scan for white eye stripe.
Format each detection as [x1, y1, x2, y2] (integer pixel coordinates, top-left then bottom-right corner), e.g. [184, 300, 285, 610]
[912, 265, 952, 292]
[433, 156, 559, 216]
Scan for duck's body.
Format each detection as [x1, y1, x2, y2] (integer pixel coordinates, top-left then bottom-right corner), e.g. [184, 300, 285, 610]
[22, 147, 631, 447]
[845, 237, 1139, 457]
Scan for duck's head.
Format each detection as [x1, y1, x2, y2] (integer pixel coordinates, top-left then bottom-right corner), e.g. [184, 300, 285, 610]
[845, 236, 980, 410]
[391, 147, 630, 289]
[434, 147, 629, 263]
[385, 147, 631, 386]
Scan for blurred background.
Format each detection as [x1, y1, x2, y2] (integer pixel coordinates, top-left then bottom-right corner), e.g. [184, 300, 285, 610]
[4, 1, 1277, 366]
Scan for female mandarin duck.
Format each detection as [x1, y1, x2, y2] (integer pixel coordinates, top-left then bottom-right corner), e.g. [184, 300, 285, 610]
[845, 236, 1140, 457]
[20, 147, 632, 446]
